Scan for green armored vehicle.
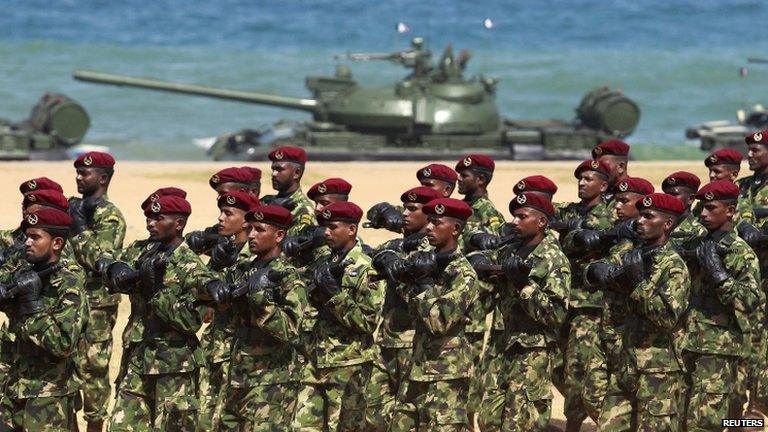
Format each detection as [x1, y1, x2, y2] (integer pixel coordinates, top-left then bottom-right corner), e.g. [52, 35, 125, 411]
[73, 38, 640, 161]
[686, 105, 768, 152]
[0, 93, 92, 160]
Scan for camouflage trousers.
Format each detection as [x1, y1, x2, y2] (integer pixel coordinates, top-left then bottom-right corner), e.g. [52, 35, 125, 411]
[0, 326, 13, 396]
[292, 362, 371, 432]
[466, 331, 486, 418]
[389, 378, 470, 431]
[77, 304, 118, 422]
[477, 346, 552, 432]
[109, 352, 200, 432]
[217, 381, 298, 431]
[364, 347, 409, 431]
[196, 359, 229, 432]
[1, 394, 78, 432]
[682, 351, 739, 432]
[563, 310, 606, 422]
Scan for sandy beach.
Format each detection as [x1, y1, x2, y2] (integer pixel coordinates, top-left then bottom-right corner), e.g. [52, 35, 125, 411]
[0, 160, 715, 430]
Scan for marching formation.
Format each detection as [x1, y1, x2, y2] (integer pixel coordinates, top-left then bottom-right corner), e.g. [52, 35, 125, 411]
[0, 134, 767, 432]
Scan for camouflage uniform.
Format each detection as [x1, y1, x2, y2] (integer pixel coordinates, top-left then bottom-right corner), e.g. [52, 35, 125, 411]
[218, 254, 307, 431]
[389, 249, 478, 431]
[261, 189, 317, 236]
[0, 228, 25, 396]
[556, 200, 615, 423]
[680, 230, 761, 432]
[68, 194, 126, 424]
[670, 212, 707, 247]
[109, 241, 213, 432]
[292, 242, 384, 432]
[477, 235, 570, 431]
[0, 258, 88, 431]
[589, 244, 690, 431]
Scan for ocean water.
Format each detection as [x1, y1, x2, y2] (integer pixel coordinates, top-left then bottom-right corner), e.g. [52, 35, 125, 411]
[1, 0, 767, 160]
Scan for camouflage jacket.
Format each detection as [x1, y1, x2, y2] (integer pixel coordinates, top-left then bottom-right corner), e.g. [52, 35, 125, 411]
[262, 188, 317, 236]
[112, 239, 154, 349]
[310, 242, 384, 368]
[490, 235, 570, 350]
[592, 238, 636, 341]
[681, 230, 761, 357]
[68, 194, 126, 308]
[6, 259, 88, 399]
[736, 173, 768, 228]
[670, 212, 707, 248]
[228, 254, 307, 386]
[404, 249, 478, 382]
[556, 198, 616, 233]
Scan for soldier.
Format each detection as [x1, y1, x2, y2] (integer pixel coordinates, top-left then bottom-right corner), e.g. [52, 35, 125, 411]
[0, 208, 87, 430]
[592, 139, 630, 195]
[384, 197, 477, 431]
[260, 146, 317, 236]
[67, 151, 126, 432]
[552, 160, 615, 236]
[454, 153, 505, 240]
[212, 204, 307, 430]
[586, 193, 690, 431]
[661, 171, 707, 244]
[476, 192, 570, 431]
[513, 175, 558, 201]
[307, 178, 352, 212]
[197, 191, 259, 431]
[104, 194, 217, 431]
[705, 148, 742, 183]
[680, 181, 761, 432]
[292, 201, 384, 431]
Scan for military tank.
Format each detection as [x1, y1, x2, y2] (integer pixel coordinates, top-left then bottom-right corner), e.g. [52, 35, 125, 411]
[73, 38, 640, 161]
[0, 93, 92, 160]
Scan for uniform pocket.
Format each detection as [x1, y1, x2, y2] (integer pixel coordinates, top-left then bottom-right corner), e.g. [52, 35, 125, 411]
[646, 398, 677, 416]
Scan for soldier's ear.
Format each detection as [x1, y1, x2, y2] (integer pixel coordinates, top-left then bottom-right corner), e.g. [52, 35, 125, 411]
[293, 165, 304, 181]
[600, 181, 609, 193]
[51, 235, 65, 252]
[349, 223, 358, 237]
[176, 216, 188, 232]
[730, 170, 739, 182]
[274, 228, 286, 244]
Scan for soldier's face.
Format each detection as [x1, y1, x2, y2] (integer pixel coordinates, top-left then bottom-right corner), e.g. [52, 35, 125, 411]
[146, 214, 184, 243]
[615, 192, 642, 221]
[708, 165, 739, 183]
[403, 202, 428, 234]
[578, 172, 607, 201]
[457, 169, 479, 195]
[75, 167, 105, 195]
[247, 222, 284, 255]
[597, 156, 626, 182]
[664, 186, 695, 209]
[215, 183, 248, 197]
[699, 200, 735, 232]
[509, 207, 546, 240]
[747, 144, 768, 171]
[217, 206, 248, 237]
[24, 227, 62, 264]
[419, 179, 454, 198]
[425, 216, 460, 248]
[271, 162, 301, 192]
[313, 194, 347, 213]
[636, 209, 673, 244]
[323, 221, 357, 251]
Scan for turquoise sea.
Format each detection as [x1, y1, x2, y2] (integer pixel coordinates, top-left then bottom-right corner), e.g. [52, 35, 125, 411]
[1, 0, 767, 159]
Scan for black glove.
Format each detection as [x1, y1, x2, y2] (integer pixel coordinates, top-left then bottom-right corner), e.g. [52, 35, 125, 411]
[270, 197, 296, 211]
[281, 226, 326, 257]
[737, 220, 768, 248]
[696, 240, 729, 286]
[600, 219, 638, 246]
[0, 242, 25, 267]
[754, 207, 768, 220]
[244, 268, 286, 303]
[209, 237, 239, 271]
[206, 280, 231, 304]
[82, 196, 102, 226]
[585, 262, 622, 290]
[68, 199, 88, 235]
[186, 230, 221, 254]
[15, 271, 44, 315]
[405, 251, 437, 291]
[469, 233, 504, 250]
[620, 248, 646, 288]
[573, 229, 602, 252]
[366, 202, 404, 232]
[140, 255, 166, 299]
[402, 232, 428, 253]
[549, 217, 585, 234]
[312, 262, 342, 300]
[501, 254, 531, 288]
[466, 252, 496, 282]
[372, 250, 407, 283]
[106, 261, 137, 294]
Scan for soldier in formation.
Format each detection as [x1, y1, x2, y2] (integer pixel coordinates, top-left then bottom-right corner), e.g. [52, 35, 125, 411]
[1, 136, 768, 432]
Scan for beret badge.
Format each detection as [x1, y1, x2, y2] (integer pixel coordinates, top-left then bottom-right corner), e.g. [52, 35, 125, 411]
[27, 214, 38, 225]
[709, 155, 717, 164]
[28, 194, 37, 202]
[274, 150, 284, 160]
[593, 147, 603, 156]
[322, 209, 332, 220]
[151, 202, 162, 213]
[226, 195, 236, 205]
[27, 180, 37, 190]
[754, 132, 763, 142]
[517, 181, 525, 190]
[407, 192, 417, 201]
[210, 174, 220, 185]
[434, 204, 446, 215]
[318, 184, 327, 193]
[618, 182, 628, 192]
[590, 160, 600, 169]
[704, 191, 715, 201]
[83, 156, 93, 166]
[463, 157, 472, 167]
[422, 168, 431, 177]
[254, 211, 264, 221]
[643, 196, 653, 207]
[668, 177, 677, 185]
[516, 194, 527, 204]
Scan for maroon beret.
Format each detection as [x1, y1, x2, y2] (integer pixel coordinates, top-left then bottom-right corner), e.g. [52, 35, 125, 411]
[615, 177, 655, 195]
[696, 180, 740, 202]
[574, 159, 611, 179]
[509, 192, 555, 218]
[705, 148, 743, 167]
[246, 204, 292, 228]
[23, 190, 69, 211]
[422, 198, 473, 222]
[209, 167, 253, 190]
[308, 178, 353, 200]
[400, 186, 442, 204]
[317, 201, 363, 224]
[635, 193, 685, 215]
[416, 164, 458, 184]
[269, 145, 307, 165]
[143, 195, 192, 217]
[745, 130, 768, 146]
[592, 139, 630, 158]
[513, 175, 558, 196]
[241, 166, 262, 183]
[141, 187, 188, 210]
[455, 154, 495, 173]
[74, 151, 115, 169]
[21, 208, 73, 231]
[19, 177, 63, 194]
[662, 171, 700, 193]
[217, 191, 260, 212]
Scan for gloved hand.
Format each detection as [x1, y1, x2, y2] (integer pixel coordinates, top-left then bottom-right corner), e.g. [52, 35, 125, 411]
[209, 237, 239, 271]
[737, 220, 768, 248]
[69, 199, 88, 235]
[600, 219, 638, 246]
[696, 240, 729, 286]
[15, 271, 44, 315]
[549, 217, 585, 234]
[372, 250, 407, 283]
[402, 232, 427, 253]
[501, 254, 531, 288]
[585, 262, 622, 290]
[469, 233, 504, 250]
[270, 197, 296, 211]
[82, 196, 102, 226]
[140, 255, 167, 300]
[243, 268, 284, 303]
[620, 248, 646, 288]
[206, 280, 231, 304]
[466, 252, 496, 282]
[106, 261, 137, 294]
[366, 202, 404, 232]
[281, 226, 326, 257]
[573, 229, 602, 252]
[185, 230, 221, 254]
[406, 251, 437, 291]
[312, 262, 342, 300]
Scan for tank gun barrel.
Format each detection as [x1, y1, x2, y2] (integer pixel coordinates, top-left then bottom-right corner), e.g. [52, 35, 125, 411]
[73, 69, 319, 113]
[333, 52, 398, 61]
[747, 57, 768, 65]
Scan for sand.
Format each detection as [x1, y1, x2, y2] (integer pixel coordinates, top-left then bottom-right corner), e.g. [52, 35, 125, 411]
[0, 160, 715, 430]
